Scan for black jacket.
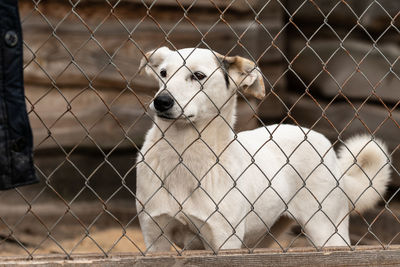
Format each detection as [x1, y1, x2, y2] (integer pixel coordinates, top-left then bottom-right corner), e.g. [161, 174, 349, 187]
[0, 0, 38, 189]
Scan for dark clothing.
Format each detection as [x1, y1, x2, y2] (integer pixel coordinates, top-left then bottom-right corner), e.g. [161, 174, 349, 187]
[0, 0, 38, 189]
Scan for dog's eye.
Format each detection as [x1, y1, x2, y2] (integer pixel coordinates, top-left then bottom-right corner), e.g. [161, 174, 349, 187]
[160, 69, 167, 78]
[191, 71, 206, 81]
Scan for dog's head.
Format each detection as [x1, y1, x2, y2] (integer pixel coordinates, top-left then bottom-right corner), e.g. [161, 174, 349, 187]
[139, 47, 265, 123]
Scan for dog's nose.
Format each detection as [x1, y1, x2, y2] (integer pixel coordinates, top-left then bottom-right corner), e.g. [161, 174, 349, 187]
[154, 93, 174, 112]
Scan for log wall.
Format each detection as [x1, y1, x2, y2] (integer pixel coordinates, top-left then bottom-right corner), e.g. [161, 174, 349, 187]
[285, 0, 400, 186]
[20, 0, 399, 197]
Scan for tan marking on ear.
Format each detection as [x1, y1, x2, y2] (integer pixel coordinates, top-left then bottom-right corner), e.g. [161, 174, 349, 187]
[232, 56, 243, 69]
[243, 85, 264, 100]
[257, 76, 265, 99]
[215, 53, 266, 99]
[223, 55, 237, 65]
[229, 56, 265, 99]
[230, 56, 252, 73]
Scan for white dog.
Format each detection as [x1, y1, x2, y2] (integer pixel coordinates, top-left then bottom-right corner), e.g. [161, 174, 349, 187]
[136, 47, 391, 252]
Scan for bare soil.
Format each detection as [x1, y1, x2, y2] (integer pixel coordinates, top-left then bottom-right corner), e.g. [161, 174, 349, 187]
[0, 201, 398, 257]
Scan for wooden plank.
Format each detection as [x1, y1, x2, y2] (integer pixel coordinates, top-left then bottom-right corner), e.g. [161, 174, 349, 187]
[288, 39, 400, 103]
[1, 246, 400, 266]
[19, 0, 280, 14]
[26, 85, 153, 150]
[288, 94, 399, 148]
[286, 0, 400, 32]
[134, 0, 274, 12]
[19, 0, 282, 37]
[31, 150, 139, 200]
[256, 64, 288, 121]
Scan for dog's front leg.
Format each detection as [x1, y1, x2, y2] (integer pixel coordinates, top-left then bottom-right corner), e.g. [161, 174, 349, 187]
[145, 233, 172, 253]
[139, 213, 174, 252]
[198, 216, 245, 251]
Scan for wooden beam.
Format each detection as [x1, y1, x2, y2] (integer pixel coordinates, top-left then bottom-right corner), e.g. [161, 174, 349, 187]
[1, 246, 399, 266]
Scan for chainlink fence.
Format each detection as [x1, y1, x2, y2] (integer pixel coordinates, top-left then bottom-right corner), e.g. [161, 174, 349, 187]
[0, 0, 399, 261]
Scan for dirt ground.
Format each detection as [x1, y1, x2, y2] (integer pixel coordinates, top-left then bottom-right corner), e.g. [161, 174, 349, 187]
[0, 201, 144, 256]
[0, 201, 302, 257]
[0, 201, 398, 257]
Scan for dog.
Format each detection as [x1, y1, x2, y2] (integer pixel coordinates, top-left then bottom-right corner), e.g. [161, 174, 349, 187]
[136, 47, 391, 252]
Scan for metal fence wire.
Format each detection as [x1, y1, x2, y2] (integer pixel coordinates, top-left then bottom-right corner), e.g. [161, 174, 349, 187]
[1, 0, 399, 260]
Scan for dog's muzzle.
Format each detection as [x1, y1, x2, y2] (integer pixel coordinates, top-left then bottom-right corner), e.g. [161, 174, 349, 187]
[154, 93, 174, 113]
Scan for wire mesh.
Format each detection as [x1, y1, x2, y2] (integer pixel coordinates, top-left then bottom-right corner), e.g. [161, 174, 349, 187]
[0, 0, 399, 260]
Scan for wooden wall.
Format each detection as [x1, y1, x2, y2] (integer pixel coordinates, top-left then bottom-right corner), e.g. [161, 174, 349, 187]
[285, 0, 400, 187]
[19, 0, 399, 200]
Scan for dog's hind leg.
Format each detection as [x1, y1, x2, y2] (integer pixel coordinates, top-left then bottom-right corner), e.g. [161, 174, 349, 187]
[301, 212, 350, 247]
[169, 222, 205, 251]
[182, 231, 205, 250]
[255, 216, 293, 248]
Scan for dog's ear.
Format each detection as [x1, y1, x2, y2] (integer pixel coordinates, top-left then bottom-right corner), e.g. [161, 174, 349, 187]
[139, 46, 172, 78]
[219, 55, 265, 100]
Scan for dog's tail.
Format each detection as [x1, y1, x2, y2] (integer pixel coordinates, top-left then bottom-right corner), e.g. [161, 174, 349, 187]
[338, 135, 391, 213]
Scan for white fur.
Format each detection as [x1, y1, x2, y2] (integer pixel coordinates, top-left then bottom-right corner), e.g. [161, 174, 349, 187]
[136, 47, 391, 251]
[338, 136, 391, 212]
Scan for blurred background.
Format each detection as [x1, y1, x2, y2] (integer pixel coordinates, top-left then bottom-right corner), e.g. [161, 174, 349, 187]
[1, 0, 399, 257]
